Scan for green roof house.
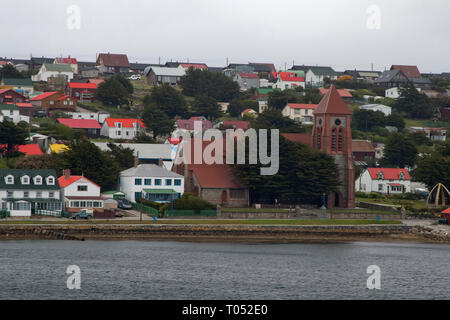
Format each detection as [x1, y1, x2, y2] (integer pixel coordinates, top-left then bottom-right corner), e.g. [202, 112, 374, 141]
[0, 78, 34, 96]
[0, 169, 62, 217]
[32, 63, 74, 83]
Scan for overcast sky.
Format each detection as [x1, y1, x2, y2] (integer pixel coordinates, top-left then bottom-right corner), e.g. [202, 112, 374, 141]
[1, 0, 449, 73]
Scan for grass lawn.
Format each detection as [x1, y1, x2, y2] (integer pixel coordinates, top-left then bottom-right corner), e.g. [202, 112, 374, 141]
[404, 118, 424, 128]
[222, 208, 293, 213]
[0, 219, 402, 225]
[356, 196, 427, 211]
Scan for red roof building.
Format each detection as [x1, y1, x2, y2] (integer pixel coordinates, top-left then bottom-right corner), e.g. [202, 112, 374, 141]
[57, 118, 101, 137]
[220, 120, 250, 130]
[65, 82, 98, 102]
[367, 168, 411, 180]
[0, 144, 43, 156]
[357, 168, 411, 194]
[318, 88, 353, 100]
[179, 63, 208, 70]
[30, 91, 77, 110]
[105, 118, 146, 128]
[315, 86, 352, 115]
[390, 65, 421, 79]
[55, 57, 77, 65]
[101, 118, 146, 140]
[0, 89, 26, 104]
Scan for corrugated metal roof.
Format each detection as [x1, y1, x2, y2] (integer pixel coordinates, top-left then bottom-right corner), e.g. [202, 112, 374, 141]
[145, 66, 186, 77]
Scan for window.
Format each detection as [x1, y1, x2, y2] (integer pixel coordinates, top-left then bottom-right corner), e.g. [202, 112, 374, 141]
[166, 179, 172, 186]
[77, 185, 88, 191]
[155, 179, 162, 186]
[49, 192, 54, 198]
[22, 176, 30, 184]
[378, 184, 383, 192]
[144, 179, 151, 185]
[116, 130, 122, 136]
[135, 192, 141, 200]
[174, 179, 181, 186]
[13, 202, 30, 211]
[36, 191, 42, 198]
[294, 109, 300, 115]
[7, 191, 13, 198]
[47, 176, 55, 185]
[24, 191, 29, 198]
[399, 172, 405, 180]
[331, 128, 337, 152]
[34, 176, 42, 185]
[6, 175, 14, 184]
[135, 179, 142, 186]
[378, 172, 384, 180]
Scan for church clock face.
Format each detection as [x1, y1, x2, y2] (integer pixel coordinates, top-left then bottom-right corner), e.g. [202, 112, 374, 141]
[334, 119, 341, 126]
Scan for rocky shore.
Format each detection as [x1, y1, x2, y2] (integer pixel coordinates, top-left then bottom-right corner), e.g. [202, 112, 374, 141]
[0, 224, 449, 243]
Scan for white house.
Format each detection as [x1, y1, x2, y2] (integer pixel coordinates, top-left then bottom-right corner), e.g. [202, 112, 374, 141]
[304, 67, 338, 86]
[0, 104, 29, 124]
[100, 118, 146, 140]
[0, 169, 62, 217]
[32, 63, 74, 82]
[93, 142, 177, 171]
[273, 72, 305, 90]
[282, 103, 317, 124]
[119, 164, 184, 203]
[385, 87, 401, 99]
[58, 169, 104, 213]
[67, 111, 110, 124]
[359, 104, 392, 116]
[355, 168, 411, 194]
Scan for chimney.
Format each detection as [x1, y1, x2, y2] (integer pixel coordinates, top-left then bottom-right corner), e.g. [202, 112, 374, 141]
[158, 158, 163, 167]
[64, 169, 71, 179]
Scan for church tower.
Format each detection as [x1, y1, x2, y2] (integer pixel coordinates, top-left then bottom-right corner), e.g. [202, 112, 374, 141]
[312, 85, 355, 208]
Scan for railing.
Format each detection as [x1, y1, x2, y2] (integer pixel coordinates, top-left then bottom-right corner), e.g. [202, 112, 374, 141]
[34, 210, 65, 217]
[162, 209, 217, 218]
[132, 202, 159, 216]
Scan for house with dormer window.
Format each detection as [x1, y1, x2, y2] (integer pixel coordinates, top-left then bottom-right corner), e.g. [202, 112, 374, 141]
[58, 169, 104, 213]
[100, 118, 146, 140]
[0, 169, 62, 217]
[355, 168, 411, 194]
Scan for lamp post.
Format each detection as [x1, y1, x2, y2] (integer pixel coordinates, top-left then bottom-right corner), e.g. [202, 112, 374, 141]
[171, 193, 174, 220]
[321, 192, 327, 220]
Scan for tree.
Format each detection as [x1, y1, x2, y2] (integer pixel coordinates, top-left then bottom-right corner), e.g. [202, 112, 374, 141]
[0, 120, 28, 158]
[267, 89, 300, 109]
[385, 112, 405, 131]
[106, 143, 135, 170]
[145, 85, 188, 118]
[113, 74, 134, 94]
[352, 109, 386, 132]
[227, 99, 258, 117]
[0, 64, 24, 79]
[15, 153, 68, 173]
[96, 77, 131, 106]
[414, 153, 450, 190]
[191, 95, 222, 120]
[251, 109, 305, 133]
[62, 140, 121, 190]
[179, 68, 240, 101]
[380, 133, 418, 168]
[407, 132, 432, 147]
[142, 104, 174, 139]
[233, 136, 339, 204]
[393, 82, 433, 119]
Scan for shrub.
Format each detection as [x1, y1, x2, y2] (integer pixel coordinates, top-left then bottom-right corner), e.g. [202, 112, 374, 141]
[171, 192, 215, 213]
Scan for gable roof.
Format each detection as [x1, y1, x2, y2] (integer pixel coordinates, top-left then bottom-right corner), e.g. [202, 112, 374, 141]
[55, 57, 77, 64]
[58, 175, 100, 188]
[42, 63, 73, 73]
[105, 118, 146, 128]
[93, 142, 174, 160]
[286, 103, 317, 109]
[68, 82, 98, 89]
[318, 88, 352, 98]
[30, 91, 60, 101]
[281, 133, 313, 147]
[248, 62, 276, 73]
[351, 140, 375, 153]
[179, 63, 208, 70]
[238, 73, 259, 79]
[18, 144, 43, 155]
[97, 53, 130, 68]
[145, 66, 186, 77]
[375, 69, 408, 83]
[314, 85, 352, 115]
[221, 120, 250, 130]
[2, 78, 33, 87]
[57, 118, 101, 129]
[291, 65, 337, 76]
[367, 168, 411, 180]
[0, 169, 59, 190]
[120, 164, 183, 178]
[191, 165, 245, 189]
[274, 72, 305, 82]
[391, 65, 421, 78]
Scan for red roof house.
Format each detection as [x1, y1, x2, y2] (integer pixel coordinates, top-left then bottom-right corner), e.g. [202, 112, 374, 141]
[101, 118, 146, 140]
[367, 168, 411, 180]
[390, 65, 421, 79]
[65, 82, 98, 102]
[0, 89, 26, 104]
[96, 53, 130, 73]
[0, 144, 43, 156]
[57, 118, 101, 137]
[318, 88, 352, 103]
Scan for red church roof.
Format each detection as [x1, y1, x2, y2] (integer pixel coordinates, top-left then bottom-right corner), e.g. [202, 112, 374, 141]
[314, 85, 352, 115]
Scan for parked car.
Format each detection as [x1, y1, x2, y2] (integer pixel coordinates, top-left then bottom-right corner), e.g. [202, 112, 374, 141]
[128, 74, 141, 80]
[71, 209, 93, 220]
[117, 198, 132, 210]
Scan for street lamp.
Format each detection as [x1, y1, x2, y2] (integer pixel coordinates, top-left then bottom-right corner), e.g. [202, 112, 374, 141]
[321, 192, 327, 220]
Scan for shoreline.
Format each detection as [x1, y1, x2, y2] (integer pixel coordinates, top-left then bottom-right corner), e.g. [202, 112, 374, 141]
[0, 223, 448, 244]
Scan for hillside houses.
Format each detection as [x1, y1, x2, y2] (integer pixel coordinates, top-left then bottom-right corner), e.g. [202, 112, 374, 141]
[96, 53, 130, 73]
[100, 118, 146, 140]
